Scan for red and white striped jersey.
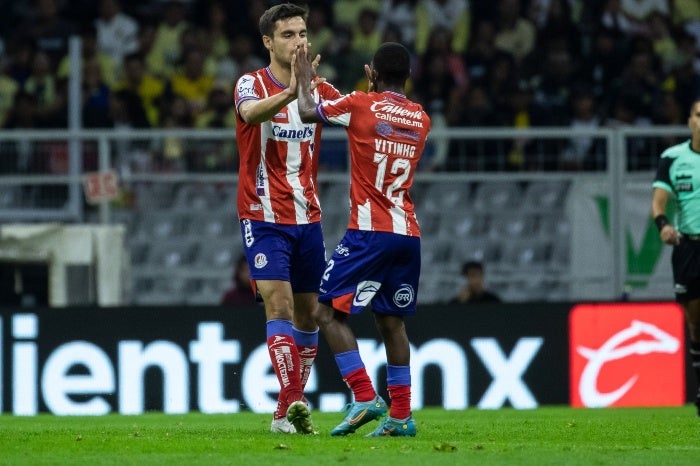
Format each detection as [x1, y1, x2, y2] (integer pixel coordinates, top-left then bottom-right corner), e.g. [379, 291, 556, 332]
[234, 67, 341, 224]
[317, 91, 431, 236]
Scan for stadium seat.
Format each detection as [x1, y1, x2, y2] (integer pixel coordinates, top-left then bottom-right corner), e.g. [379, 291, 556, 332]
[472, 181, 523, 212]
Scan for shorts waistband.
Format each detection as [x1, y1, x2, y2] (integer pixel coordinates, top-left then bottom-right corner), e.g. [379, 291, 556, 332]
[682, 233, 700, 241]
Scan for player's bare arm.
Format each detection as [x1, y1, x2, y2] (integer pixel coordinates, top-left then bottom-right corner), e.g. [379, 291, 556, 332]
[294, 45, 323, 123]
[651, 187, 680, 245]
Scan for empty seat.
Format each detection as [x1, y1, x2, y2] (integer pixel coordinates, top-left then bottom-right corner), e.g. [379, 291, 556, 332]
[486, 213, 537, 239]
[522, 180, 569, 212]
[148, 239, 197, 267]
[472, 181, 523, 212]
[421, 181, 472, 211]
[173, 183, 224, 210]
[133, 211, 188, 240]
[186, 211, 237, 239]
[197, 238, 241, 269]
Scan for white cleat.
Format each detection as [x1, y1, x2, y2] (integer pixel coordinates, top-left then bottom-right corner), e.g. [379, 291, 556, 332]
[270, 417, 297, 434]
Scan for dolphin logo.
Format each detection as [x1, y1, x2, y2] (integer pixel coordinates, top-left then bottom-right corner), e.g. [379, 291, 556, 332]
[577, 320, 680, 407]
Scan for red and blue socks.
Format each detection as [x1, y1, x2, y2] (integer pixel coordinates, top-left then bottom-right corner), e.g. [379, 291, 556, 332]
[267, 319, 302, 419]
[335, 350, 376, 402]
[387, 364, 411, 420]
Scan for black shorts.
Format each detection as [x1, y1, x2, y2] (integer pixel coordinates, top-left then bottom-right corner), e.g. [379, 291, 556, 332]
[672, 236, 700, 302]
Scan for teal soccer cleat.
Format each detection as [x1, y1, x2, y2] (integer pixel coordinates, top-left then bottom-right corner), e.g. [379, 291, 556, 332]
[330, 396, 388, 436]
[366, 415, 417, 437]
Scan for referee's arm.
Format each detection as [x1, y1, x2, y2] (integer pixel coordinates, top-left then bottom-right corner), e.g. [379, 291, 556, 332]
[651, 187, 680, 246]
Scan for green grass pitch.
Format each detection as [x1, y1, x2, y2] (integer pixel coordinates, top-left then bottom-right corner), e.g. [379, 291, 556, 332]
[1, 406, 697, 465]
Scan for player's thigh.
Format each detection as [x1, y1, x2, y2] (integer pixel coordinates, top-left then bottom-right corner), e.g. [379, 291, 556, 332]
[256, 279, 294, 320]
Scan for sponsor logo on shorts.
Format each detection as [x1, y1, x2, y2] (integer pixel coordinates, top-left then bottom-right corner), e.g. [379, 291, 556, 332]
[254, 253, 268, 269]
[335, 243, 350, 257]
[243, 219, 254, 246]
[673, 283, 687, 294]
[393, 284, 414, 308]
[353, 280, 381, 307]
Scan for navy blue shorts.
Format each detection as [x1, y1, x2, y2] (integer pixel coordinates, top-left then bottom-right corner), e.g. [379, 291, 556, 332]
[319, 229, 421, 316]
[240, 219, 326, 294]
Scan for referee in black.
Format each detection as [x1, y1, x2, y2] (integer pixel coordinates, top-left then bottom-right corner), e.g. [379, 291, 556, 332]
[651, 97, 700, 417]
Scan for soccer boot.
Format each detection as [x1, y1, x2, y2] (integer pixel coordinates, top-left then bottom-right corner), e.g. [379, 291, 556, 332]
[286, 400, 315, 434]
[270, 417, 296, 434]
[366, 415, 417, 437]
[330, 396, 388, 436]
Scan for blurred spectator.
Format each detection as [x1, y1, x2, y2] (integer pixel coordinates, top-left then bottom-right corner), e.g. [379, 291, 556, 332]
[3, 90, 38, 129]
[529, 45, 577, 126]
[606, 49, 662, 121]
[531, 0, 582, 58]
[195, 86, 235, 129]
[146, 0, 190, 79]
[220, 255, 256, 306]
[306, 1, 334, 56]
[169, 46, 215, 116]
[108, 89, 150, 129]
[647, 12, 683, 73]
[415, 0, 470, 55]
[0, 60, 19, 127]
[23, 50, 64, 126]
[95, 0, 139, 70]
[449, 261, 501, 304]
[198, 0, 230, 63]
[57, 25, 117, 88]
[598, 0, 648, 37]
[14, 0, 76, 69]
[560, 87, 603, 171]
[325, 25, 367, 93]
[464, 18, 497, 85]
[112, 52, 164, 127]
[351, 8, 382, 62]
[81, 58, 111, 128]
[4, 41, 34, 85]
[214, 33, 265, 93]
[620, 0, 669, 23]
[333, 0, 380, 28]
[581, 26, 627, 102]
[493, 0, 536, 63]
[377, 0, 418, 49]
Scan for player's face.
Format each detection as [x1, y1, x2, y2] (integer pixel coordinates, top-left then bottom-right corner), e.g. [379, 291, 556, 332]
[265, 16, 307, 66]
[688, 101, 700, 136]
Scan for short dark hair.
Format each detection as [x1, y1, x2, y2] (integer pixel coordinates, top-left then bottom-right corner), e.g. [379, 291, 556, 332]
[259, 3, 308, 38]
[462, 261, 484, 275]
[372, 42, 411, 87]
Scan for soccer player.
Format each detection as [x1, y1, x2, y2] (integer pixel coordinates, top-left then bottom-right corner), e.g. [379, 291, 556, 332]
[651, 97, 700, 417]
[294, 41, 431, 436]
[233, 3, 341, 434]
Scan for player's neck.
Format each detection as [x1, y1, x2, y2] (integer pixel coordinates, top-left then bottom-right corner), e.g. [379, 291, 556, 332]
[376, 84, 404, 95]
[268, 60, 292, 87]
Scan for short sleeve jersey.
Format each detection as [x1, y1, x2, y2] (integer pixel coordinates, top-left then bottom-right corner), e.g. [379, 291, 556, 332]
[234, 67, 341, 224]
[317, 91, 431, 236]
[653, 139, 700, 234]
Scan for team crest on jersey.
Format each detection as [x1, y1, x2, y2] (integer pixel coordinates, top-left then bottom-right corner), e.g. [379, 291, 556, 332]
[376, 121, 392, 137]
[254, 253, 268, 269]
[393, 284, 414, 308]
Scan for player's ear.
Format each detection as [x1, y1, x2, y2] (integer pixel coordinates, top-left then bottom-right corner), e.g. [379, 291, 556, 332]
[262, 35, 272, 51]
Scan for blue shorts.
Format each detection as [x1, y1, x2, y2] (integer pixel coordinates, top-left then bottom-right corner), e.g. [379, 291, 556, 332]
[319, 230, 421, 316]
[240, 219, 326, 294]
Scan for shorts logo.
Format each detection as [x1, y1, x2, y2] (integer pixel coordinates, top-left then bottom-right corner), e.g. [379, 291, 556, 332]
[673, 283, 687, 294]
[393, 284, 414, 308]
[353, 280, 381, 307]
[569, 303, 685, 408]
[243, 219, 254, 247]
[254, 253, 268, 269]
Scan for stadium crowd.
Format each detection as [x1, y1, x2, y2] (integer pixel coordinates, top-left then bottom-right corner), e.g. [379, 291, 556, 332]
[1, 0, 699, 172]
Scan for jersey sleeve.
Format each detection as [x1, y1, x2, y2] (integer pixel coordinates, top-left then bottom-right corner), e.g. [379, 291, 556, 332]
[234, 73, 260, 111]
[317, 92, 356, 127]
[652, 154, 674, 193]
